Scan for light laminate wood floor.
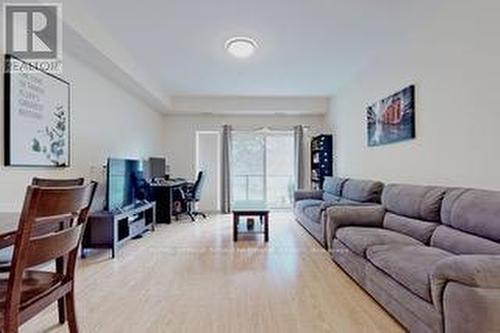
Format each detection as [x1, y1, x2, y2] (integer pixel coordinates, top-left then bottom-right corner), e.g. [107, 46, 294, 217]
[22, 212, 404, 333]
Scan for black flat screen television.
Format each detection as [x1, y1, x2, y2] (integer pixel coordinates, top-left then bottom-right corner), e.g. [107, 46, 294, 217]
[106, 158, 144, 212]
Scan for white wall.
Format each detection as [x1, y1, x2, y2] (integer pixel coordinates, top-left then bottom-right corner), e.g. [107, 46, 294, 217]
[196, 132, 220, 211]
[0, 53, 165, 211]
[164, 114, 326, 189]
[328, 0, 500, 190]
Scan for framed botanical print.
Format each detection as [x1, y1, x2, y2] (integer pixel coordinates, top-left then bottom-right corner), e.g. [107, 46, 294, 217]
[4, 55, 70, 167]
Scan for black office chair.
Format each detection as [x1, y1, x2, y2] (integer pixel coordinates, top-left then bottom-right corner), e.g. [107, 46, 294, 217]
[179, 171, 207, 221]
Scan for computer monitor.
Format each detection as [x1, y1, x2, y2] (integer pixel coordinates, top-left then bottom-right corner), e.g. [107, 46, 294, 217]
[149, 157, 166, 179]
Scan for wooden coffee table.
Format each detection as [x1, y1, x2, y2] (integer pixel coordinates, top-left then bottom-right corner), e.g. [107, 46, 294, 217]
[232, 201, 269, 242]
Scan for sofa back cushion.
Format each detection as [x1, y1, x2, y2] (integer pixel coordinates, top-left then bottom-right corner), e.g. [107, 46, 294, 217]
[341, 179, 384, 203]
[382, 184, 447, 222]
[323, 177, 346, 197]
[431, 225, 500, 255]
[383, 213, 439, 244]
[441, 188, 500, 242]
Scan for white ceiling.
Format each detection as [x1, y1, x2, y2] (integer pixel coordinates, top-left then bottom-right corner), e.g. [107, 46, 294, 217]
[79, 0, 438, 97]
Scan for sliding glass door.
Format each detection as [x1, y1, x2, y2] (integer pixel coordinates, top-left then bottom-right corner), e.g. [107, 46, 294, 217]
[232, 130, 295, 208]
[265, 133, 295, 208]
[232, 132, 265, 202]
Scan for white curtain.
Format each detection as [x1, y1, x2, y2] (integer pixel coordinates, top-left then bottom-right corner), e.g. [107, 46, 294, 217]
[221, 125, 232, 213]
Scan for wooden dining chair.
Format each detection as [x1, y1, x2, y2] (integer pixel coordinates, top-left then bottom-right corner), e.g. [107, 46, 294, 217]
[0, 183, 97, 333]
[30, 177, 85, 325]
[31, 178, 85, 187]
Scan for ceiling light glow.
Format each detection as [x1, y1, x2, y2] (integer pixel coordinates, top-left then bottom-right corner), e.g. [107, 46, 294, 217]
[225, 37, 258, 58]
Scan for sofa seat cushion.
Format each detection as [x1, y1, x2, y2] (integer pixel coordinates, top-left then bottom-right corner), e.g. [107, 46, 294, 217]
[295, 199, 322, 212]
[336, 198, 365, 205]
[303, 205, 322, 223]
[367, 244, 453, 302]
[320, 200, 370, 213]
[336, 227, 422, 257]
[322, 193, 341, 203]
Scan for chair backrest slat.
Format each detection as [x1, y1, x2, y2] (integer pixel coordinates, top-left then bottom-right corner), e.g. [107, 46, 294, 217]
[26, 224, 84, 268]
[28, 214, 76, 242]
[31, 178, 84, 187]
[33, 213, 75, 228]
[33, 187, 93, 219]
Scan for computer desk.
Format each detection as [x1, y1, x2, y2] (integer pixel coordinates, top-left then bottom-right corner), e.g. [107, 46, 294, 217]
[149, 179, 189, 223]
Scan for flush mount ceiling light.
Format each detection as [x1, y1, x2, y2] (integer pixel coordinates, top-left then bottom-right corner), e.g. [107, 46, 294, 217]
[225, 37, 258, 58]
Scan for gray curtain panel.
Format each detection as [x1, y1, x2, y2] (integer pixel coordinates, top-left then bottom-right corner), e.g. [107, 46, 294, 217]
[294, 125, 305, 189]
[221, 125, 232, 213]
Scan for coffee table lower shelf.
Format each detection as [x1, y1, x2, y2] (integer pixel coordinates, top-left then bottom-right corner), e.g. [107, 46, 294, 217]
[232, 210, 269, 242]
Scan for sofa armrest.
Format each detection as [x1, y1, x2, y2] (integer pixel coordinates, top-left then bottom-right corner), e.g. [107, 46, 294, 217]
[293, 190, 323, 203]
[431, 255, 500, 311]
[442, 282, 500, 333]
[325, 205, 385, 249]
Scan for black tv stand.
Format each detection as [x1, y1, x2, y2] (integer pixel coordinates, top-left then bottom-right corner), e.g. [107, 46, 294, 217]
[82, 202, 156, 259]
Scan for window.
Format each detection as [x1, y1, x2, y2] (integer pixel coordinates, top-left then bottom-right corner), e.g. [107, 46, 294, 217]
[232, 130, 295, 208]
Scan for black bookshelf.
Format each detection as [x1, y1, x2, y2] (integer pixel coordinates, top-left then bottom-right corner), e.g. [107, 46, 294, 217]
[311, 134, 333, 190]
